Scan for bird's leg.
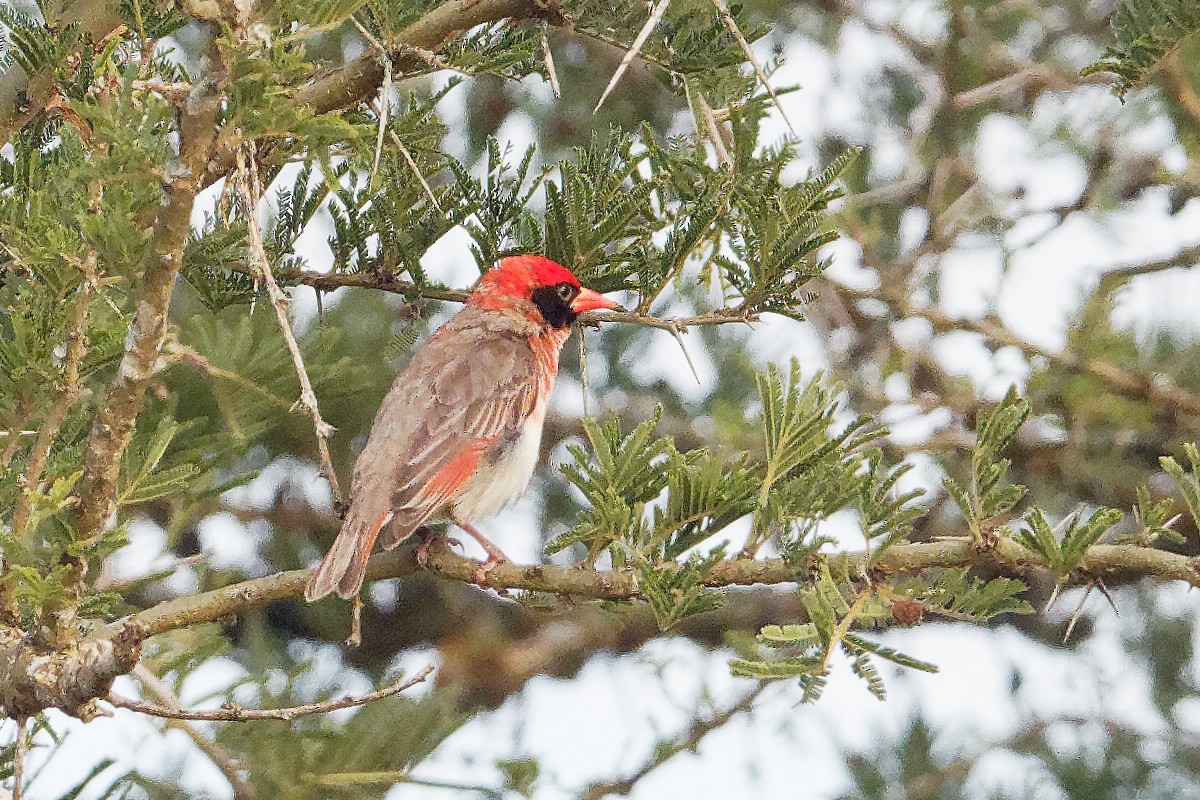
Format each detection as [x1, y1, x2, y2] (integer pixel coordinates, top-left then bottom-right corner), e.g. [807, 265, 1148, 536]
[449, 515, 511, 586]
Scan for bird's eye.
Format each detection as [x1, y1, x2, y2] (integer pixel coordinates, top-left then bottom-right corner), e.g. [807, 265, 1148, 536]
[556, 283, 576, 301]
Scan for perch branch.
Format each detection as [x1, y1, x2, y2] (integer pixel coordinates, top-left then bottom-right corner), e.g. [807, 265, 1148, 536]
[118, 537, 1200, 640]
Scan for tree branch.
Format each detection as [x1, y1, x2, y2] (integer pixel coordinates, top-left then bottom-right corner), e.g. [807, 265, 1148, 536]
[76, 41, 230, 538]
[235, 148, 345, 509]
[111, 663, 433, 722]
[200, 0, 557, 187]
[832, 279, 1200, 418]
[116, 536, 1200, 641]
[124, 664, 258, 800]
[225, 262, 760, 332]
[10, 253, 96, 540]
[0, 0, 123, 146]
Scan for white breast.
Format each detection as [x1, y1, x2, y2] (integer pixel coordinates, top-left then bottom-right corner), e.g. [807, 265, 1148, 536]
[451, 398, 548, 521]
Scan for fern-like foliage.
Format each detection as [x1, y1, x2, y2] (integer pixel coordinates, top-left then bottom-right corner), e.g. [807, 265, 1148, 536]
[729, 562, 935, 702]
[1083, 0, 1200, 96]
[943, 389, 1030, 541]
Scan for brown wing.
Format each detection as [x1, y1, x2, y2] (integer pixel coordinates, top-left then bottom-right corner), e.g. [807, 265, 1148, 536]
[305, 309, 539, 601]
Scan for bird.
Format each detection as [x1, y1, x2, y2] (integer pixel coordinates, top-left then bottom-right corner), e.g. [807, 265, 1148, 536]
[305, 254, 620, 601]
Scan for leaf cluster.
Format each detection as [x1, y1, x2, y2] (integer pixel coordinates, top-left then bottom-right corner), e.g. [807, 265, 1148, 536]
[552, 364, 924, 629]
[1083, 0, 1200, 95]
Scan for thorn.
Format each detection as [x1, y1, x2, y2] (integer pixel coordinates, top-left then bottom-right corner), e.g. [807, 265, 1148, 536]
[1043, 580, 1061, 613]
[669, 323, 702, 385]
[1062, 583, 1093, 644]
[594, 0, 671, 113]
[697, 92, 733, 169]
[1095, 578, 1119, 614]
[371, 67, 391, 177]
[542, 24, 561, 98]
[707, 0, 796, 136]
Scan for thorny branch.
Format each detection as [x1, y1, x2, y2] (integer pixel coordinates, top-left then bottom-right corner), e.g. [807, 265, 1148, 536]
[223, 262, 759, 333]
[111, 664, 434, 722]
[235, 148, 345, 509]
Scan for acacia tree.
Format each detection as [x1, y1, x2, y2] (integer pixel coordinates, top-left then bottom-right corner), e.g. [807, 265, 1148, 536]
[1, 0, 1200, 797]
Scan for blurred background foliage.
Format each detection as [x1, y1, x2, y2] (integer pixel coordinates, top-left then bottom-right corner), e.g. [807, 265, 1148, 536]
[3, 0, 1200, 796]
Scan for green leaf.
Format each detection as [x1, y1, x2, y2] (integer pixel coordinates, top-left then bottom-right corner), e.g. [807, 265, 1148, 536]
[1162, 443, 1200, 534]
[547, 409, 674, 557]
[1082, 0, 1200, 96]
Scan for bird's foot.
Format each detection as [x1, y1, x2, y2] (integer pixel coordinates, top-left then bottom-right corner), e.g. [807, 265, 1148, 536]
[415, 527, 460, 569]
[473, 554, 509, 593]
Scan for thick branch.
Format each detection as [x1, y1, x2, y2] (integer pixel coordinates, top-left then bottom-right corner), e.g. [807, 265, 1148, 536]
[118, 537, 1200, 640]
[200, 0, 555, 186]
[76, 41, 229, 537]
[0, 620, 145, 721]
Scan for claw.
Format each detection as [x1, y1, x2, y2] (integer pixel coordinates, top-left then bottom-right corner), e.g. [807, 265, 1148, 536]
[473, 555, 509, 595]
[415, 526, 452, 568]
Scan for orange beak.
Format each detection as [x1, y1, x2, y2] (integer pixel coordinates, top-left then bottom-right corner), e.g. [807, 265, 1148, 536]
[571, 286, 622, 314]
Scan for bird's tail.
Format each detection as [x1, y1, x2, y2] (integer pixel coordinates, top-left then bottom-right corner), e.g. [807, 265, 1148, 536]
[305, 505, 391, 602]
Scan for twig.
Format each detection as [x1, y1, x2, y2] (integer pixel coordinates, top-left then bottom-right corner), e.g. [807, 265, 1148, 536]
[1095, 241, 1200, 294]
[117, 536, 1200, 640]
[125, 664, 258, 800]
[165, 341, 293, 410]
[369, 99, 443, 212]
[111, 664, 435, 721]
[696, 91, 733, 169]
[11, 253, 96, 539]
[130, 79, 194, 99]
[594, 0, 671, 113]
[235, 147, 345, 509]
[578, 682, 766, 800]
[832, 279, 1200, 419]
